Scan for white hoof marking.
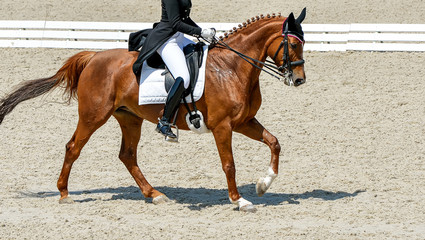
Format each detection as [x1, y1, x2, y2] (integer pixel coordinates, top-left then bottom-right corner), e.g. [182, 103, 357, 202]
[152, 195, 170, 205]
[230, 197, 257, 212]
[256, 167, 277, 196]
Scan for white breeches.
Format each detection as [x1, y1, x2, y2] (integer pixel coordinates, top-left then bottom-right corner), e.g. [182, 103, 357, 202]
[157, 32, 194, 89]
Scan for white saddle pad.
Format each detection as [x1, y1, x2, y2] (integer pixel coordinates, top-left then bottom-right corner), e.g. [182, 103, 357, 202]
[138, 45, 208, 105]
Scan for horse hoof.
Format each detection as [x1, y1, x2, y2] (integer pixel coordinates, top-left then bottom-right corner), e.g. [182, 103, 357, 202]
[59, 197, 74, 204]
[152, 195, 170, 205]
[256, 177, 267, 197]
[232, 197, 257, 213]
[240, 204, 257, 213]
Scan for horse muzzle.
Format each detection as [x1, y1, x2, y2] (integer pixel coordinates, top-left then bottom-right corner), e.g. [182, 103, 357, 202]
[283, 73, 306, 87]
[294, 78, 305, 86]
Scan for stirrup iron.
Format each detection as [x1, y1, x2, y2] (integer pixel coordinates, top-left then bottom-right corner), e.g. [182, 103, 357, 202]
[156, 118, 179, 143]
[165, 124, 179, 142]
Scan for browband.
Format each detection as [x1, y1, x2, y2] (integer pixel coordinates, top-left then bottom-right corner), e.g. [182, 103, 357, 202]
[287, 34, 304, 45]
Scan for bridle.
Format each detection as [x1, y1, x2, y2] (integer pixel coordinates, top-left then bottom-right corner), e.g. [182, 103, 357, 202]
[207, 19, 305, 86]
[271, 21, 305, 86]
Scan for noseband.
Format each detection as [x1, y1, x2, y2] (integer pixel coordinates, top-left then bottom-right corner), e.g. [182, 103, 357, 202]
[271, 22, 305, 86]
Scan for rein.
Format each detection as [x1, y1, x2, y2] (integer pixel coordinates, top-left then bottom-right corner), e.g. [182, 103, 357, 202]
[205, 21, 305, 85]
[213, 38, 285, 81]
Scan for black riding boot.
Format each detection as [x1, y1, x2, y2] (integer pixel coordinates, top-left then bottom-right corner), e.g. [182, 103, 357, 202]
[156, 77, 186, 141]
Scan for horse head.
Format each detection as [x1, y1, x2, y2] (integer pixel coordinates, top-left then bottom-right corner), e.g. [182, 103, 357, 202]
[267, 8, 306, 87]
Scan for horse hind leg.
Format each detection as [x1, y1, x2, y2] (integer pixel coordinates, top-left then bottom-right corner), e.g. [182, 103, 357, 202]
[58, 119, 109, 203]
[113, 110, 169, 204]
[57, 105, 114, 204]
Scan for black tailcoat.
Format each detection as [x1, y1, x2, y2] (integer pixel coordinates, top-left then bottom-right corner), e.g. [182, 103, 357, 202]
[131, 0, 202, 75]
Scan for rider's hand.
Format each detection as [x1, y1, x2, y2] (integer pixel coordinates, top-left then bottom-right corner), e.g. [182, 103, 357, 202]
[201, 28, 216, 41]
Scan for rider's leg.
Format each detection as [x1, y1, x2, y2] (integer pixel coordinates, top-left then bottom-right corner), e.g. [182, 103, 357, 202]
[158, 32, 191, 88]
[155, 77, 185, 140]
[155, 32, 191, 140]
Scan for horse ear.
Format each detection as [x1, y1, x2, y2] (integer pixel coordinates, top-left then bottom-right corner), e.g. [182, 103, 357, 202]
[296, 7, 306, 24]
[285, 13, 296, 32]
[287, 12, 295, 24]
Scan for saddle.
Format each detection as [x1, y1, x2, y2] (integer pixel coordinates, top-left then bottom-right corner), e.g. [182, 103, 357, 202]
[162, 42, 205, 130]
[129, 30, 207, 131]
[129, 29, 205, 96]
[162, 42, 205, 95]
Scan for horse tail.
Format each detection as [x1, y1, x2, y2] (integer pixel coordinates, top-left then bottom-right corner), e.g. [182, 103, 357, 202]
[0, 51, 96, 125]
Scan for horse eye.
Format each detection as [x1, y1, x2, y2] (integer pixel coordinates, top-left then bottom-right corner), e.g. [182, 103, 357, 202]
[290, 43, 297, 49]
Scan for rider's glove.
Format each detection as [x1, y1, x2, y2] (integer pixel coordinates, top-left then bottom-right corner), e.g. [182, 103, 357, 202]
[201, 28, 216, 41]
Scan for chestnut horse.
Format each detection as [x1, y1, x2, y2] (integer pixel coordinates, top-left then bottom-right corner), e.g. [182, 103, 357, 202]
[0, 10, 306, 212]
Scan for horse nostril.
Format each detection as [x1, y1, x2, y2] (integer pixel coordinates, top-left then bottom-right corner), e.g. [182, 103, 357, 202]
[294, 78, 305, 86]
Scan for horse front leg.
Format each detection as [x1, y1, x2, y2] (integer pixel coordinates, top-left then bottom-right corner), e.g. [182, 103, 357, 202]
[212, 123, 257, 213]
[235, 118, 280, 197]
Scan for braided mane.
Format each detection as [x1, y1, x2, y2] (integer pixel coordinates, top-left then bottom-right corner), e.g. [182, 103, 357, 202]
[219, 13, 284, 40]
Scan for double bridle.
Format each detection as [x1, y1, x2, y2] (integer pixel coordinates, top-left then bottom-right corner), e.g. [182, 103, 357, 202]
[271, 22, 305, 85]
[209, 20, 305, 86]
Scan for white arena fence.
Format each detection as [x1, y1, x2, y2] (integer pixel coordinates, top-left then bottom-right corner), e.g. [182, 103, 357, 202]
[1, 20, 425, 51]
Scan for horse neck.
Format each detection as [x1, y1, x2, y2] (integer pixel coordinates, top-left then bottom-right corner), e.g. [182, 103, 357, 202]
[228, 18, 282, 57]
[216, 18, 283, 84]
